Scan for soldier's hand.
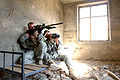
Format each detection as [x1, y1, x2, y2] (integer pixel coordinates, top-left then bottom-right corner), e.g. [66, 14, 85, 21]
[33, 30, 39, 37]
[54, 38, 58, 43]
[54, 38, 59, 47]
[26, 33, 29, 37]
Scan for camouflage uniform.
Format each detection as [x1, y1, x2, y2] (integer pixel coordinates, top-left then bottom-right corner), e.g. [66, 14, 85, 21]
[19, 32, 47, 64]
[19, 33, 35, 50]
[34, 33, 47, 60]
[43, 39, 71, 69]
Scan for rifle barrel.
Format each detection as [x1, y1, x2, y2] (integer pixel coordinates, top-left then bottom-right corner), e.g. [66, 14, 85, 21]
[46, 22, 63, 27]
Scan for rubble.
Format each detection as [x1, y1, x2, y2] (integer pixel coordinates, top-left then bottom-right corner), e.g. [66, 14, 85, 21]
[27, 61, 74, 80]
[1, 61, 120, 80]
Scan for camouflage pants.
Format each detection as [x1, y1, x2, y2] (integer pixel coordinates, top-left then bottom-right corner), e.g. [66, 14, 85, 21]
[43, 53, 71, 69]
[34, 41, 47, 60]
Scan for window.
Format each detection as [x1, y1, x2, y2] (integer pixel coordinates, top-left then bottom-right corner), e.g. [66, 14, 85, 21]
[77, 0, 110, 41]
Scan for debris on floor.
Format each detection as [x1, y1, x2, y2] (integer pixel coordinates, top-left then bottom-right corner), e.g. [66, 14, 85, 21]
[1, 60, 120, 80]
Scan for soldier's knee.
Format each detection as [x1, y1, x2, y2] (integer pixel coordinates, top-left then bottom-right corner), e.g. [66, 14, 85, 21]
[62, 55, 68, 60]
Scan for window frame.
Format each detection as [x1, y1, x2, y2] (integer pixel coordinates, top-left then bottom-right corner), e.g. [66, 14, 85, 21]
[77, 0, 111, 42]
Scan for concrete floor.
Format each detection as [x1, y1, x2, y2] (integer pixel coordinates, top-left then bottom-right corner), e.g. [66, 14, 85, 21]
[71, 60, 120, 79]
[0, 60, 120, 80]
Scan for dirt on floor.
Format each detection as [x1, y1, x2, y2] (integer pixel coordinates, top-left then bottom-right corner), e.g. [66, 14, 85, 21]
[0, 60, 120, 80]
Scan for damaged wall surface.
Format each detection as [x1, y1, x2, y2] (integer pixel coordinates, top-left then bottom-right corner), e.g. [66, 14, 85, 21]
[63, 0, 120, 60]
[0, 0, 63, 65]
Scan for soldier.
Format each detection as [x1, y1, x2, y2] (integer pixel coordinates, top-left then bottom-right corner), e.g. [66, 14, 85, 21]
[18, 22, 47, 64]
[43, 30, 72, 70]
[19, 22, 36, 50]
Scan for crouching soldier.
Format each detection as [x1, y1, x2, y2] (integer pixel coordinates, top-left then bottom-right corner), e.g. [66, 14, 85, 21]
[17, 22, 47, 64]
[43, 30, 72, 70]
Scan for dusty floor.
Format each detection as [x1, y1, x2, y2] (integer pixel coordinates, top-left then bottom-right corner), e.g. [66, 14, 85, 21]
[71, 60, 120, 80]
[0, 60, 120, 80]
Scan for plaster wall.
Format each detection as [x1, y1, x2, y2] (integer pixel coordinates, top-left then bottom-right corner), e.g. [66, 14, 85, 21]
[0, 0, 63, 65]
[63, 0, 120, 60]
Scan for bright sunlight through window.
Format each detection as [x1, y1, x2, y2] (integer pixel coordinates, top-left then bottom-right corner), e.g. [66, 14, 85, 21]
[77, 0, 110, 41]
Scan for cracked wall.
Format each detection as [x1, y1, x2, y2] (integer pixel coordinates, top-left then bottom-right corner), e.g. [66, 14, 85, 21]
[0, 0, 63, 65]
